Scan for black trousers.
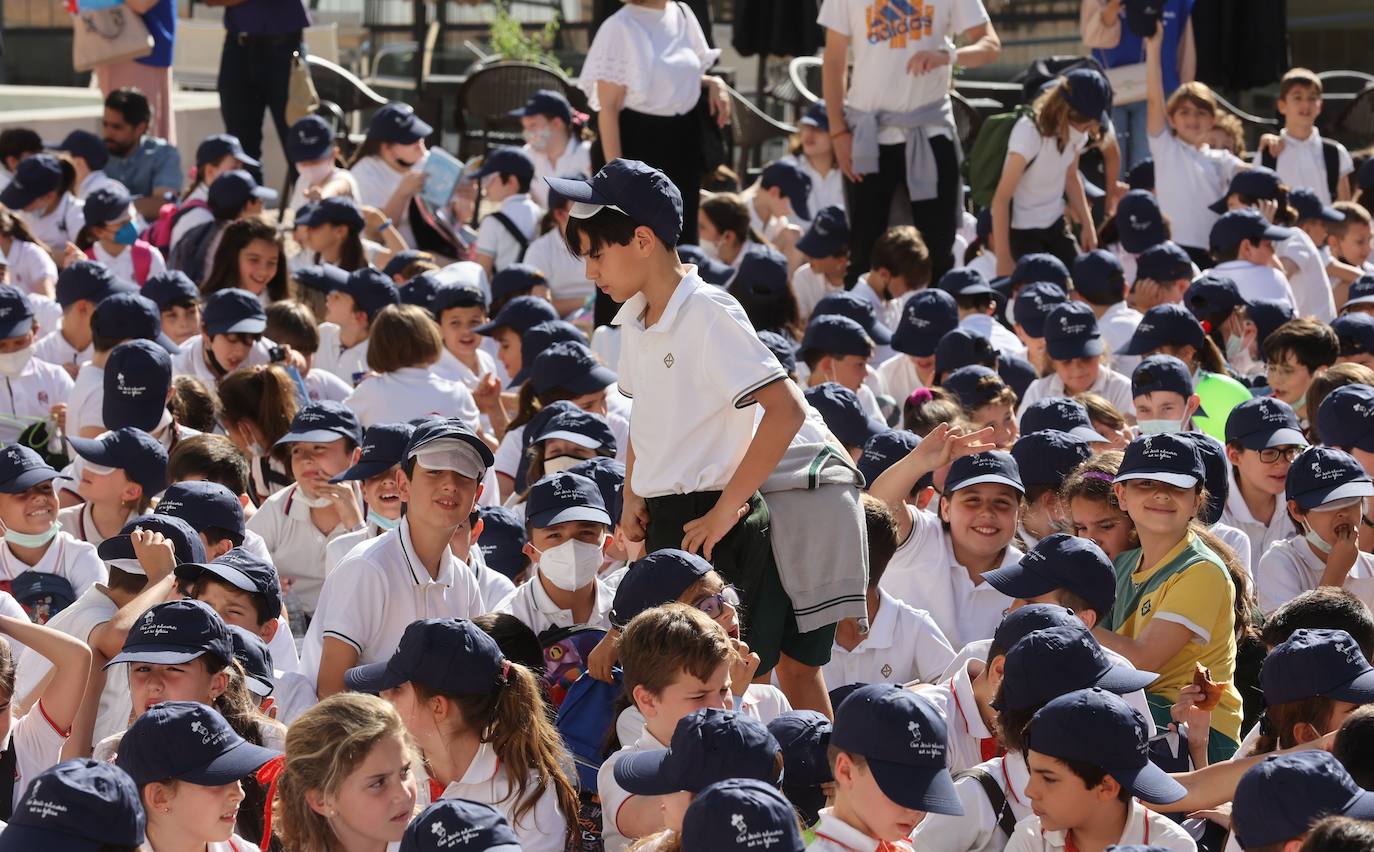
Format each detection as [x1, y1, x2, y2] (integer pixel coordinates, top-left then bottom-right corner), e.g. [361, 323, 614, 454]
[1008, 217, 1078, 269]
[218, 31, 301, 182]
[844, 135, 960, 286]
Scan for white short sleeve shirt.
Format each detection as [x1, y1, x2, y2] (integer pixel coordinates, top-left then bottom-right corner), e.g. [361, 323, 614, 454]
[343, 367, 481, 430]
[0, 531, 105, 600]
[476, 195, 542, 272]
[1256, 535, 1374, 615]
[525, 139, 593, 208]
[438, 743, 568, 852]
[1210, 260, 1298, 309]
[821, 589, 955, 690]
[579, 2, 720, 116]
[523, 228, 595, 307]
[34, 328, 91, 373]
[1017, 366, 1136, 419]
[494, 574, 615, 636]
[245, 483, 360, 615]
[1252, 129, 1353, 206]
[90, 240, 166, 284]
[313, 322, 370, 386]
[1005, 117, 1088, 229]
[6, 239, 58, 297]
[599, 727, 667, 852]
[0, 356, 75, 445]
[1148, 131, 1243, 252]
[1277, 229, 1336, 323]
[1220, 466, 1298, 569]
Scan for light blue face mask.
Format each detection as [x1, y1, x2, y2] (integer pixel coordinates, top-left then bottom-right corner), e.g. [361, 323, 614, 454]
[367, 510, 399, 531]
[114, 221, 139, 246]
[1225, 334, 1246, 360]
[4, 522, 59, 549]
[1138, 418, 1184, 435]
[1306, 527, 1334, 555]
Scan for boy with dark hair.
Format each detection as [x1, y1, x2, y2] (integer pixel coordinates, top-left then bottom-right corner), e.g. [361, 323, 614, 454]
[1259, 587, 1374, 655]
[1255, 68, 1354, 205]
[1261, 318, 1338, 426]
[852, 225, 931, 332]
[0, 127, 41, 189]
[475, 147, 539, 277]
[1327, 201, 1373, 303]
[940, 268, 1026, 357]
[1132, 240, 1195, 313]
[265, 298, 352, 404]
[791, 206, 849, 320]
[165, 434, 251, 497]
[1073, 249, 1142, 376]
[799, 314, 881, 419]
[35, 260, 134, 377]
[1009, 433, 1092, 548]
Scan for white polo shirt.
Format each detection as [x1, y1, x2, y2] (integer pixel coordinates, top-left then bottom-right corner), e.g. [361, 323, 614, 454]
[1277, 229, 1336, 323]
[1256, 535, 1374, 615]
[433, 347, 499, 389]
[879, 506, 1019, 648]
[313, 322, 369, 386]
[1210, 260, 1298, 309]
[1002, 798, 1196, 852]
[911, 752, 1034, 852]
[7, 239, 58, 297]
[1219, 467, 1298, 571]
[524, 227, 595, 308]
[791, 263, 844, 323]
[304, 367, 353, 403]
[22, 194, 83, 250]
[614, 271, 787, 498]
[821, 589, 955, 690]
[875, 354, 923, 407]
[1017, 366, 1136, 419]
[344, 367, 481, 430]
[56, 503, 134, 550]
[434, 742, 568, 852]
[525, 138, 593, 209]
[781, 153, 846, 220]
[599, 727, 666, 852]
[1148, 130, 1242, 252]
[1005, 117, 1089, 229]
[0, 531, 105, 601]
[1098, 301, 1143, 377]
[1252, 129, 1353, 206]
[9, 703, 70, 811]
[309, 517, 485, 673]
[90, 241, 167, 285]
[245, 482, 361, 615]
[476, 194, 541, 272]
[169, 336, 272, 387]
[495, 573, 615, 636]
[808, 807, 906, 852]
[34, 328, 91, 373]
[918, 660, 997, 775]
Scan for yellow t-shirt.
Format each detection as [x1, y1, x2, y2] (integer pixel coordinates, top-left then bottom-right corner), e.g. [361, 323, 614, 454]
[1113, 533, 1242, 741]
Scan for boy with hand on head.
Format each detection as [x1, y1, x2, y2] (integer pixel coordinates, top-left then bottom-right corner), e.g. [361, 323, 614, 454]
[940, 268, 1028, 357]
[551, 161, 834, 712]
[1019, 301, 1136, 418]
[311, 417, 491, 697]
[315, 266, 402, 385]
[1221, 397, 1306, 566]
[1231, 752, 1374, 852]
[263, 296, 354, 404]
[791, 205, 850, 320]
[475, 146, 540, 277]
[1131, 241, 1195, 314]
[60, 426, 167, 548]
[35, 259, 133, 376]
[1209, 210, 1300, 307]
[1255, 68, 1354, 205]
[1325, 202, 1373, 302]
[809, 683, 963, 851]
[1009, 432, 1092, 548]
[800, 315, 883, 421]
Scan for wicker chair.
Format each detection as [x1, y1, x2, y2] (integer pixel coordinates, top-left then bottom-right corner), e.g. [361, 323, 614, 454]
[453, 59, 585, 159]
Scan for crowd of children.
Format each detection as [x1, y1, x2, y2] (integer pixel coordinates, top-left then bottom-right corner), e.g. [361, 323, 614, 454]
[1, 0, 1374, 849]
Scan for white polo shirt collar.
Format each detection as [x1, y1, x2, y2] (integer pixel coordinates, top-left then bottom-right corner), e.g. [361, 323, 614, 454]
[398, 517, 457, 588]
[948, 658, 993, 741]
[612, 271, 705, 335]
[528, 571, 613, 626]
[811, 808, 888, 852]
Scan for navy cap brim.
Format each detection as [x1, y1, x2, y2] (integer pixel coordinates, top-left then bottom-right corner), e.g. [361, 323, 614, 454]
[1327, 668, 1374, 704]
[980, 564, 1057, 601]
[948, 473, 1025, 495]
[544, 175, 604, 207]
[0, 184, 37, 211]
[561, 364, 617, 396]
[1298, 480, 1374, 511]
[0, 315, 34, 339]
[611, 747, 680, 796]
[343, 660, 408, 694]
[174, 561, 259, 594]
[330, 459, 396, 483]
[867, 322, 893, 346]
[1094, 663, 1159, 696]
[0, 467, 65, 494]
[1316, 205, 1346, 223]
[1207, 197, 1229, 215]
[68, 436, 121, 469]
[528, 505, 613, 529]
[1262, 224, 1293, 241]
[182, 738, 280, 786]
[97, 534, 136, 562]
[1046, 337, 1104, 361]
[105, 645, 209, 669]
[1343, 295, 1374, 308]
[1236, 427, 1308, 451]
[0, 821, 105, 852]
[865, 757, 964, 816]
[1107, 757, 1188, 805]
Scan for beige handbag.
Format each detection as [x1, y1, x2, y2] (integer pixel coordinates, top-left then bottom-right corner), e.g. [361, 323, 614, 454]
[1104, 63, 1147, 105]
[286, 51, 320, 126]
[71, 6, 154, 72]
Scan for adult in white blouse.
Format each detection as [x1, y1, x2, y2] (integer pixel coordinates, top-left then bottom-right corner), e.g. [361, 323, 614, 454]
[348, 102, 432, 249]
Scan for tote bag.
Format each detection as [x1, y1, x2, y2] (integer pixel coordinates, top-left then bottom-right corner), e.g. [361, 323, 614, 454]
[72, 5, 153, 72]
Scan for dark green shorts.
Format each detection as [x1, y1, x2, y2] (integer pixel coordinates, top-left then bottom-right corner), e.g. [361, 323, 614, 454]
[644, 490, 835, 673]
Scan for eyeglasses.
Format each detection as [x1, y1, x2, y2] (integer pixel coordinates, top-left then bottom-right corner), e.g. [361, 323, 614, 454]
[692, 585, 740, 619]
[1256, 446, 1303, 464]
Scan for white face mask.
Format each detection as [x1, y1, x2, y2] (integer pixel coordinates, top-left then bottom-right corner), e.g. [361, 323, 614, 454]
[542, 455, 584, 475]
[524, 127, 552, 152]
[1137, 418, 1185, 435]
[537, 536, 605, 591]
[5, 522, 59, 549]
[297, 491, 334, 509]
[297, 160, 334, 186]
[0, 345, 33, 378]
[699, 239, 721, 260]
[1306, 527, 1334, 554]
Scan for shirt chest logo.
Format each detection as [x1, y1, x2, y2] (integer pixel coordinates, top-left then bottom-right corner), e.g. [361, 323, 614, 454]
[864, 0, 935, 47]
[1140, 598, 1153, 616]
[880, 663, 893, 678]
[663, 353, 675, 369]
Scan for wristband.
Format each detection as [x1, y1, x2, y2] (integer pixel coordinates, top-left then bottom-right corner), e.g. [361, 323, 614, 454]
[830, 127, 852, 139]
[378, 218, 394, 232]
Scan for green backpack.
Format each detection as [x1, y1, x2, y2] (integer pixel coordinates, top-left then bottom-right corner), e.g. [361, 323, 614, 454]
[964, 104, 1035, 210]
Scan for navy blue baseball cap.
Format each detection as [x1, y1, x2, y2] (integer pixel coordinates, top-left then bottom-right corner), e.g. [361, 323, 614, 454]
[1009, 253, 1071, 291]
[548, 159, 684, 247]
[893, 288, 958, 357]
[429, 279, 488, 314]
[813, 291, 893, 345]
[55, 259, 135, 308]
[1317, 384, 1374, 451]
[346, 617, 507, 694]
[804, 382, 886, 448]
[1124, 0, 1164, 38]
[1127, 158, 1155, 192]
[1334, 312, 1374, 358]
[993, 604, 1083, 654]
[1182, 431, 1228, 525]
[1120, 303, 1205, 355]
[383, 249, 435, 279]
[1132, 354, 1194, 401]
[228, 624, 275, 697]
[1184, 272, 1244, 320]
[81, 183, 133, 228]
[1062, 67, 1112, 126]
[1020, 397, 1104, 444]
[69, 427, 168, 496]
[155, 480, 246, 543]
[106, 598, 233, 669]
[401, 800, 522, 852]
[1134, 240, 1192, 283]
[615, 709, 782, 795]
[0, 153, 63, 209]
[490, 262, 547, 304]
[405, 416, 495, 473]
[733, 244, 789, 304]
[92, 291, 179, 353]
[275, 400, 363, 447]
[203, 288, 268, 335]
[1013, 281, 1069, 338]
[509, 88, 573, 124]
[529, 340, 616, 396]
[476, 146, 535, 183]
[684, 780, 805, 852]
[1073, 250, 1127, 304]
[942, 364, 1005, 410]
[1232, 751, 1374, 848]
[1116, 433, 1204, 488]
[286, 115, 333, 164]
[531, 406, 615, 453]
[1261, 628, 1374, 706]
[196, 132, 259, 169]
[294, 263, 350, 295]
[1209, 166, 1282, 214]
[934, 328, 998, 380]
[1225, 396, 1305, 450]
[767, 710, 833, 788]
[475, 294, 559, 336]
[1027, 688, 1186, 804]
[799, 101, 829, 131]
[0, 758, 145, 852]
[758, 329, 797, 375]
[1043, 301, 1103, 360]
[526, 471, 612, 529]
[946, 450, 1024, 494]
[476, 505, 529, 580]
[53, 129, 109, 170]
[298, 196, 365, 231]
[858, 429, 924, 492]
[800, 314, 874, 359]
[997, 626, 1157, 712]
[11, 571, 75, 619]
[1001, 350, 1038, 401]
[1210, 208, 1293, 253]
[338, 267, 401, 321]
[609, 549, 712, 628]
[368, 102, 433, 144]
[760, 160, 812, 221]
[140, 270, 199, 310]
[97, 514, 206, 570]
[567, 456, 625, 523]
[796, 205, 849, 258]
[117, 701, 279, 789]
[1250, 296, 1298, 343]
[207, 169, 277, 216]
[331, 422, 415, 482]
[175, 547, 283, 622]
[938, 267, 994, 298]
[831, 684, 962, 814]
[1343, 274, 1374, 309]
[1010, 430, 1092, 490]
[985, 533, 1116, 615]
[0, 284, 35, 339]
[1285, 446, 1374, 512]
[677, 245, 734, 286]
[1289, 186, 1345, 224]
[0, 444, 65, 493]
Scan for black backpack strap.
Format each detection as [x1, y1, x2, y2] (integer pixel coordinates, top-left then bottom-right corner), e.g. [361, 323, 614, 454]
[490, 211, 531, 262]
[954, 766, 1016, 839]
[0, 741, 17, 819]
[1260, 148, 1277, 171]
[1322, 138, 1342, 200]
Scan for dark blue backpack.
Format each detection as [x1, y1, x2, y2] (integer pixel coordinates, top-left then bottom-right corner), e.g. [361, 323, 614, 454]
[556, 667, 622, 790]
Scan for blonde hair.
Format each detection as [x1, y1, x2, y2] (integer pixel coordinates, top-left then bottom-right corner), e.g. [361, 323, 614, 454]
[1166, 82, 1219, 119]
[1210, 112, 1246, 156]
[274, 693, 418, 852]
[1034, 78, 1100, 151]
[366, 303, 442, 373]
